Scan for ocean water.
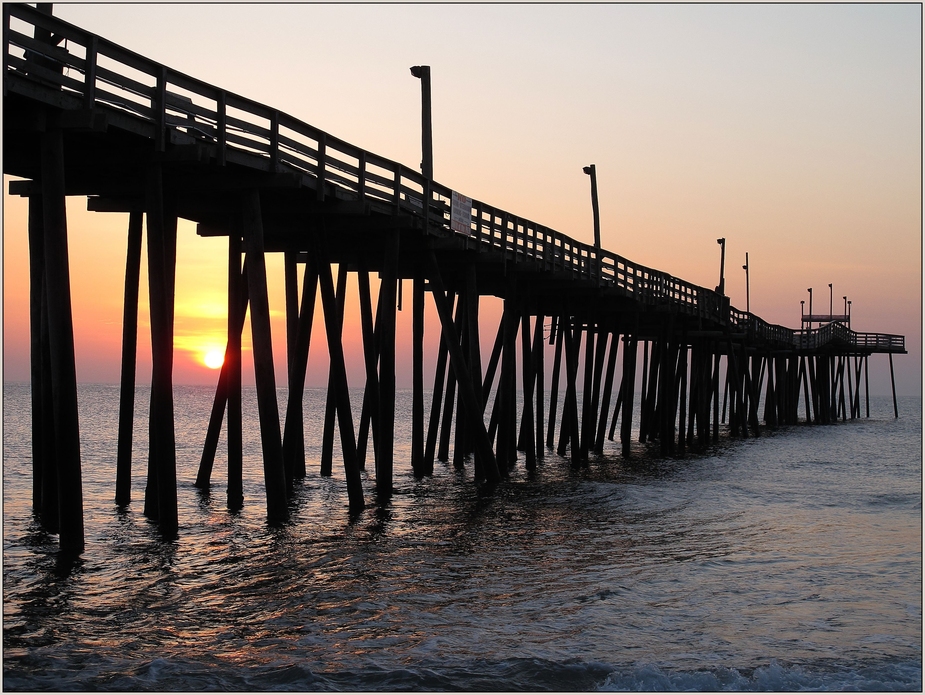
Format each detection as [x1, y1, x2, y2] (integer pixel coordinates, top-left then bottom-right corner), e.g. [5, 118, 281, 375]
[2, 382, 921, 691]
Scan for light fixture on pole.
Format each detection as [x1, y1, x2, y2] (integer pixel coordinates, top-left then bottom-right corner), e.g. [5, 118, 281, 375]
[742, 252, 750, 313]
[716, 238, 726, 296]
[582, 164, 601, 252]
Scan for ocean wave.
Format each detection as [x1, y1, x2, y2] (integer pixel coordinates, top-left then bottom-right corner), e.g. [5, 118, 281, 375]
[596, 659, 923, 692]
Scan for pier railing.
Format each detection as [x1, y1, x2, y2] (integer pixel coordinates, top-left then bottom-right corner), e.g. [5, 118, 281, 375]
[3, 4, 905, 355]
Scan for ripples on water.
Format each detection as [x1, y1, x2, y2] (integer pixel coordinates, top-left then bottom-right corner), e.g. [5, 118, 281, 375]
[3, 384, 921, 690]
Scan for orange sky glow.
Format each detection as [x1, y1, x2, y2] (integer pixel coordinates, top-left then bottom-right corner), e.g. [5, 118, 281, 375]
[2, 4, 920, 396]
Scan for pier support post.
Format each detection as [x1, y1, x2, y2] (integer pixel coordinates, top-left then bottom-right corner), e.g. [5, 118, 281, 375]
[620, 336, 638, 458]
[317, 254, 365, 511]
[241, 190, 289, 523]
[595, 329, 619, 455]
[889, 353, 899, 418]
[282, 256, 319, 485]
[424, 251, 500, 482]
[520, 311, 537, 470]
[28, 189, 53, 526]
[546, 317, 564, 449]
[194, 255, 249, 493]
[377, 229, 399, 497]
[411, 267, 426, 475]
[424, 291, 454, 473]
[533, 315, 545, 458]
[321, 266, 348, 477]
[115, 210, 143, 506]
[226, 230, 244, 507]
[356, 264, 381, 469]
[40, 129, 85, 554]
[438, 294, 465, 462]
[143, 164, 178, 538]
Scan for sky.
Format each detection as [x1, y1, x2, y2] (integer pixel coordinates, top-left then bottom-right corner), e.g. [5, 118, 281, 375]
[3, 3, 921, 396]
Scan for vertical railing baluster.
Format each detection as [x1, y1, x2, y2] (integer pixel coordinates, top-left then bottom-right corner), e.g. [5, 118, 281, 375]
[392, 165, 401, 212]
[2, 4, 10, 84]
[316, 131, 326, 202]
[269, 110, 279, 172]
[216, 90, 226, 166]
[155, 65, 166, 151]
[82, 35, 97, 110]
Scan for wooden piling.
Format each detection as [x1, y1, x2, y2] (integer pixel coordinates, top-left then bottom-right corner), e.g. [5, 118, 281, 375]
[520, 311, 537, 470]
[562, 320, 582, 468]
[620, 335, 638, 458]
[40, 129, 85, 553]
[226, 230, 244, 508]
[283, 251, 305, 474]
[28, 190, 48, 518]
[321, 266, 348, 477]
[282, 256, 319, 485]
[241, 189, 289, 523]
[424, 251, 500, 483]
[579, 322, 596, 461]
[437, 294, 464, 463]
[546, 317, 564, 449]
[356, 265, 381, 469]
[377, 229, 399, 496]
[115, 210, 143, 506]
[194, 257, 249, 491]
[533, 315, 545, 458]
[143, 164, 178, 538]
[594, 329, 619, 455]
[424, 291, 454, 473]
[317, 255, 365, 511]
[411, 268, 425, 476]
[889, 353, 898, 418]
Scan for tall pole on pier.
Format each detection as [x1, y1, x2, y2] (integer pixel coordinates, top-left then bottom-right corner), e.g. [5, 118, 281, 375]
[716, 238, 726, 296]
[410, 65, 433, 180]
[583, 164, 601, 252]
[828, 283, 833, 318]
[807, 288, 813, 328]
[742, 252, 750, 313]
[410, 65, 432, 478]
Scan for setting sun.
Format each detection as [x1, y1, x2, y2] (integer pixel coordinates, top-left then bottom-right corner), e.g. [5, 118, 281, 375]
[203, 348, 225, 370]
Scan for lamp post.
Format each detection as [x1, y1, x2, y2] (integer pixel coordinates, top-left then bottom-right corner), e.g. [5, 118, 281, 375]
[807, 288, 813, 328]
[742, 252, 750, 313]
[847, 300, 852, 329]
[801, 300, 805, 324]
[843, 296, 847, 322]
[716, 238, 726, 296]
[582, 164, 601, 252]
[409, 65, 432, 179]
[828, 283, 833, 318]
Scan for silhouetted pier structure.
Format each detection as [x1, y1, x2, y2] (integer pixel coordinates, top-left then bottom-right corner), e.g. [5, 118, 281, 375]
[4, 5, 907, 555]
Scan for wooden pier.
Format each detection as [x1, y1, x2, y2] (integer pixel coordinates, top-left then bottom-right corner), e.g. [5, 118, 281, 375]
[4, 5, 906, 555]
